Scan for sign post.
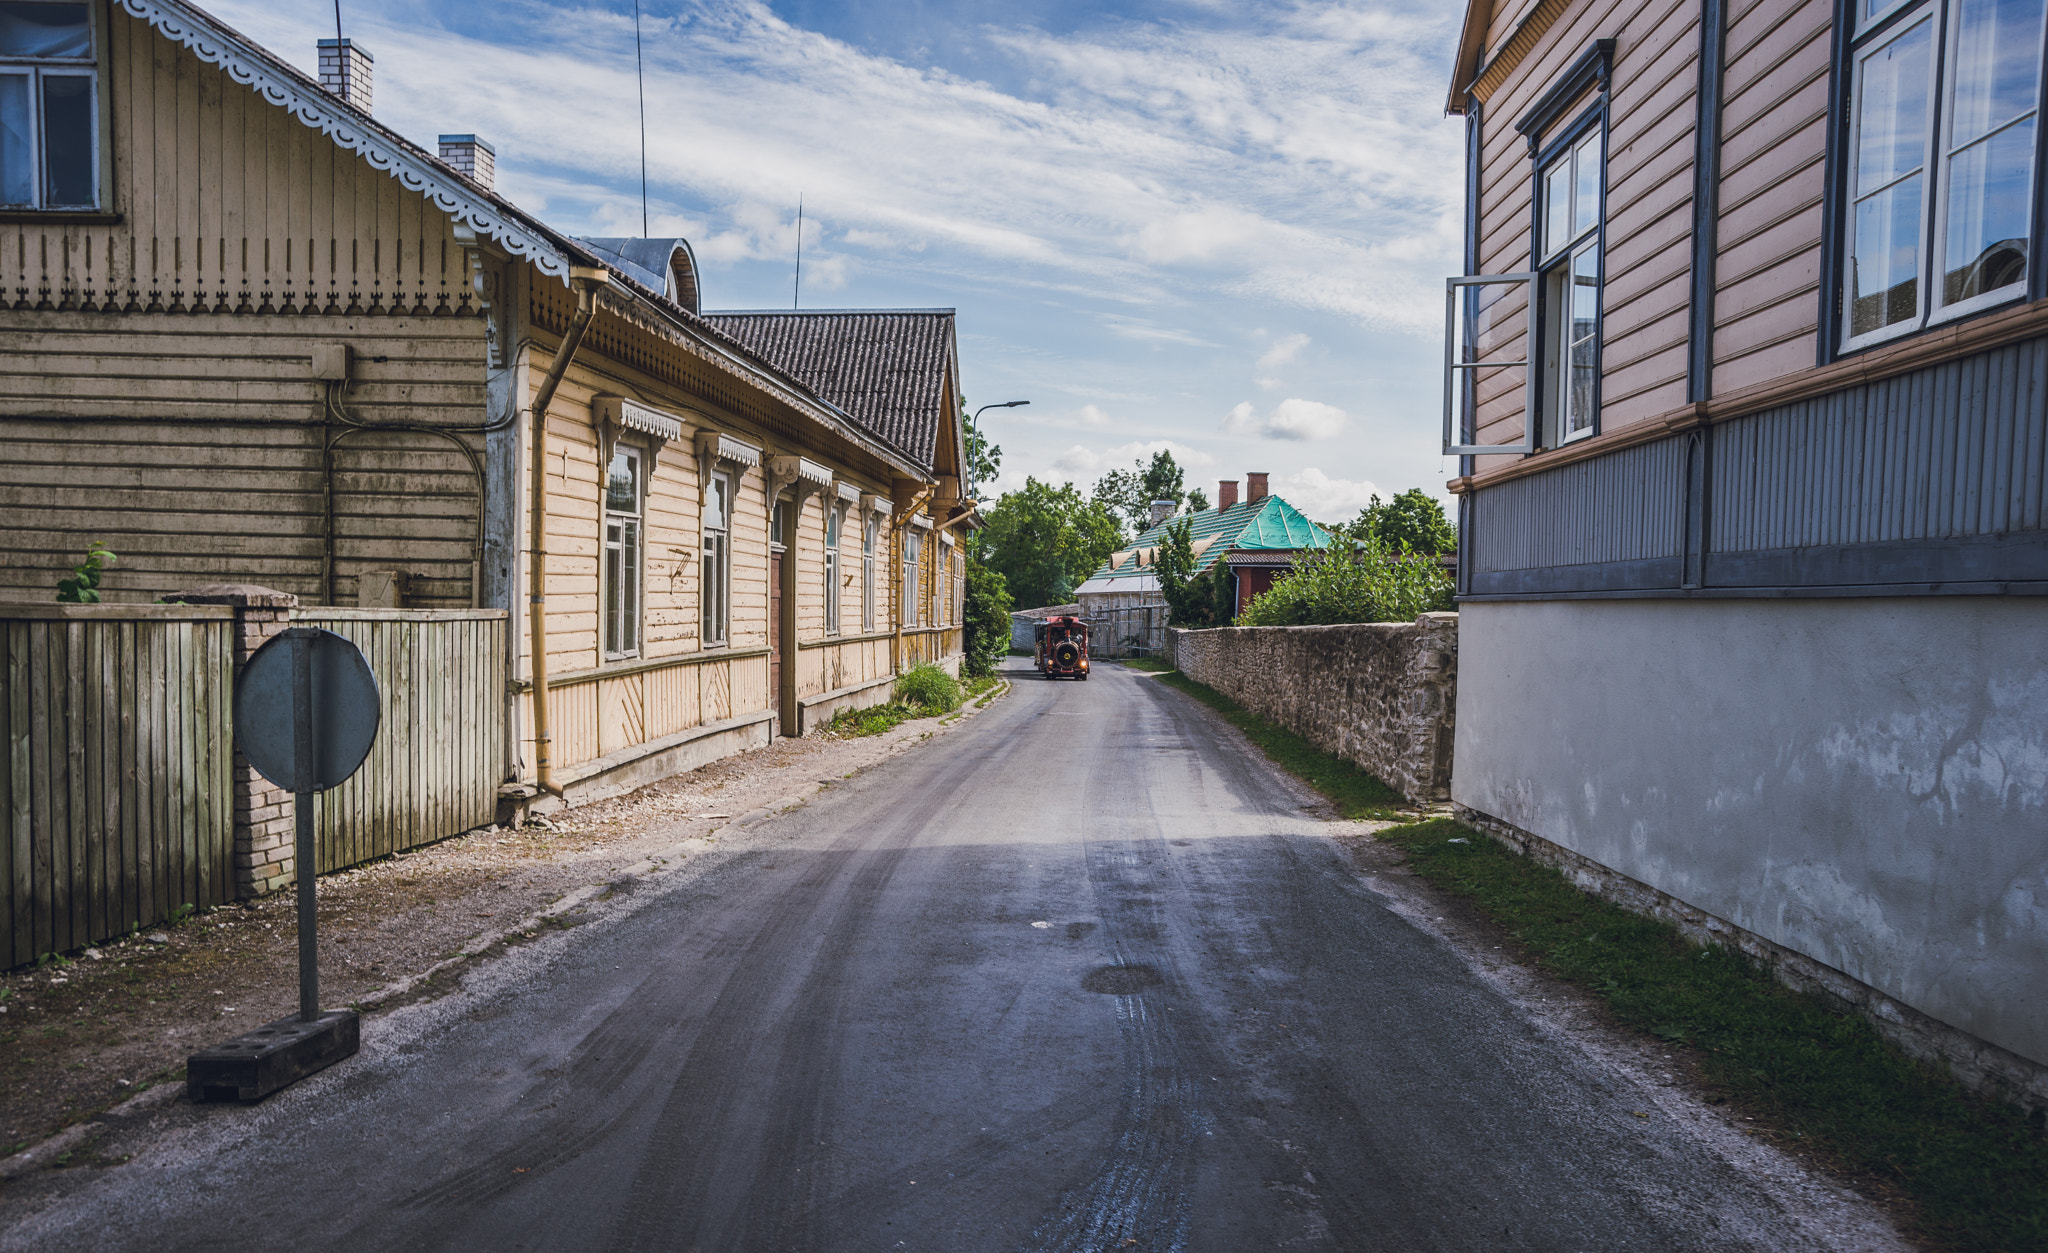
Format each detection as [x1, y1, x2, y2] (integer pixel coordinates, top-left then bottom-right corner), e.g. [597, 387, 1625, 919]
[189, 627, 380, 1102]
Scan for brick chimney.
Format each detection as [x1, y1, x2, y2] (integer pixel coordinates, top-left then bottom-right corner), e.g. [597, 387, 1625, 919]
[1149, 499, 1177, 527]
[1218, 480, 1239, 510]
[318, 39, 373, 112]
[439, 135, 496, 192]
[1246, 472, 1269, 504]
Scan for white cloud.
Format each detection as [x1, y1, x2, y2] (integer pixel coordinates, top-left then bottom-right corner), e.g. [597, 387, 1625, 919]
[1275, 468, 1383, 520]
[1255, 332, 1310, 370]
[1055, 439, 1215, 478]
[1256, 377, 1284, 390]
[1223, 398, 1349, 441]
[1078, 404, 1112, 427]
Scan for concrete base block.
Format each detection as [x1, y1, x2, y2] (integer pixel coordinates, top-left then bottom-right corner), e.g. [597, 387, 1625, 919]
[187, 1010, 361, 1102]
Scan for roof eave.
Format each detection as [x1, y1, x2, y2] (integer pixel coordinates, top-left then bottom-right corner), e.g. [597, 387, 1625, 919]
[1446, 0, 1497, 114]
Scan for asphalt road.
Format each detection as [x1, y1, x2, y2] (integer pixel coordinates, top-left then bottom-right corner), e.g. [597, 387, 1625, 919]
[3, 660, 1891, 1251]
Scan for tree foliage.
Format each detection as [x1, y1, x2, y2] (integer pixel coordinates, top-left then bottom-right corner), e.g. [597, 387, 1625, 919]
[975, 477, 1121, 609]
[1341, 489, 1457, 556]
[1155, 518, 1235, 628]
[1237, 532, 1454, 626]
[962, 556, 1014, 678]
[1091, 449, 1190, 536]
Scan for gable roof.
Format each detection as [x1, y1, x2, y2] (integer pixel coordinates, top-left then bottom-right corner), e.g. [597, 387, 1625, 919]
[1079, 495, 1331, 591]
[701, 311, 959, 472]
[117, 0, 936, 481]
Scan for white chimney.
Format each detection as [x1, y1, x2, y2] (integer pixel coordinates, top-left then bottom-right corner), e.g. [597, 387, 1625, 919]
[438, 135, 496, 192]
[318, 39, 373, 112]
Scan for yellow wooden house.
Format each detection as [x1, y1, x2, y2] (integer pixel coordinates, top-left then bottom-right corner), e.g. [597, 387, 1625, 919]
[0, 0, 971, 811]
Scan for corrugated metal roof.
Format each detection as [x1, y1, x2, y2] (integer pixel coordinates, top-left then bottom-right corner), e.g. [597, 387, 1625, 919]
[702, 311, 957, 471]
[1082, 495, 1329, 585]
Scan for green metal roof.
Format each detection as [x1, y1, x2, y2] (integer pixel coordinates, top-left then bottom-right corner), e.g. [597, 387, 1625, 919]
[1081, 494, 1330, 586]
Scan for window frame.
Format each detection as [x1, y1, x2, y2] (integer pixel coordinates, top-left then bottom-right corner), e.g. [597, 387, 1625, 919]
[902, 529, 922, 628]
[1831, 0, 2048, 355]
[824, 504, 842, 637]
[601, 443, 643, 661]
[861, 515, 876, 632]
[1528, 101, 1608, 448]
[701, 468, 734, 648]
[0, 1, 101, 211]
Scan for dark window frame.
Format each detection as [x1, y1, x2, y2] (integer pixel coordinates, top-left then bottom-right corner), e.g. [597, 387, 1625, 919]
[1527, 97, 1611, 449]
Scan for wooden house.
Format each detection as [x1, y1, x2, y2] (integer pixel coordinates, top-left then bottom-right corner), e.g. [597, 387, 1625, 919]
[0, 0, 967, 813]
[1442, 0, 2048, 1097]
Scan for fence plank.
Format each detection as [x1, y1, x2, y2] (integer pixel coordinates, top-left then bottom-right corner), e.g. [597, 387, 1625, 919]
[7, 624, 30, 967]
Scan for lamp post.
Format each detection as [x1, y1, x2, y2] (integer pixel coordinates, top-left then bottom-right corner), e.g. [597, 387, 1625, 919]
[967, 400, 1027, 500]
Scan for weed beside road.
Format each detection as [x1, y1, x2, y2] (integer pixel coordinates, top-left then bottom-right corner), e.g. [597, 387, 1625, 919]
[1376, 818, 2048, 1252]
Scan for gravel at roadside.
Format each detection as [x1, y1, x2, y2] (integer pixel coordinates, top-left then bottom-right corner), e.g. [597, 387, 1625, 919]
[0, 682, 1008, 1171]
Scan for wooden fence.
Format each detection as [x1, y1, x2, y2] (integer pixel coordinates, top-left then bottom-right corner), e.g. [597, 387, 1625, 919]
[2, 604, 236, 968]
[294, 609, 508, 873]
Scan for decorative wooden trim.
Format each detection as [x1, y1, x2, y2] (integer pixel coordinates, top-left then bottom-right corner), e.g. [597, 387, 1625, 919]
[1514, 39, 1616, 152]
[1451, 304, 2048, 493]
[117, 0, 572, 280]
[513, 645, 769, 693]
[797, 629, 896, 651]
[1472, 0, 1575, 104]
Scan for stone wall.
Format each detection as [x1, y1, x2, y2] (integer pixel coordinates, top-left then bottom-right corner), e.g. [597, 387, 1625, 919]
[1168, 613, 1456, 803]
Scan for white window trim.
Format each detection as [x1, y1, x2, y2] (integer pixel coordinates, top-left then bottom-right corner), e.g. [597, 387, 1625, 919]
[861, 515, 877, 633]
[601, 443, 644, 661]
[1538, 129, 1604, 446]
[1840, 0, 2046, 352]
[0, 0, 102, 212]
[824, 505, 844, 637]
[701, 468, 735, 648]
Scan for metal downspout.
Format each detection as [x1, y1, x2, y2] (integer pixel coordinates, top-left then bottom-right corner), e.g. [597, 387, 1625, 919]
[527, 268, 608, 797]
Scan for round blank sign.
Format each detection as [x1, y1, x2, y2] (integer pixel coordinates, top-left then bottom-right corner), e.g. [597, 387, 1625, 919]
[233, 628, 381, 793]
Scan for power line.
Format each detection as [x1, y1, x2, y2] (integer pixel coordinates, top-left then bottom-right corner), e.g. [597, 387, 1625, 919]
[634, 0, 648, 236]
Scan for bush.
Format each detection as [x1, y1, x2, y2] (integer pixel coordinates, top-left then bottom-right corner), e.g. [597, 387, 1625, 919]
[894, 663, 963, 714]
[1238, 532, 1453, 626]
[963, 559, 1013, 678]
[820, 703, 913, 738]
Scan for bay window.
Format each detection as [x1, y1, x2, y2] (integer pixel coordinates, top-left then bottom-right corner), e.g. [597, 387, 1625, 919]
[1842, 0, 2046, 349]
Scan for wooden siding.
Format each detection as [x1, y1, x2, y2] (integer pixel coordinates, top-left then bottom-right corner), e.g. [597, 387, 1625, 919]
[0, 11, 476, 318]
[1472, 0, 1703, 448]
[294, 610, 508, 871]
[1711, 0, 1833, 393]
[0, 605, 235, 969]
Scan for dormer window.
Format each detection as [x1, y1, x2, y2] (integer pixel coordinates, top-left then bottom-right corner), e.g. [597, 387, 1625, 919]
[0, 2, 97, 209]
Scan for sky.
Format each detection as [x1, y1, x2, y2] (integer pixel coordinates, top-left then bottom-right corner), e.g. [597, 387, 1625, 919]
[210, 0, 1469, 524]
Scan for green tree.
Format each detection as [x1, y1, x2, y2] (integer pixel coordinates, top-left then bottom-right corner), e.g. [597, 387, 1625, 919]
[976, 477, 1122, 609]
[1345, 489, 1457, 556]
[1091, 448, 1190, 536]
[1238, 532, 1454, 626]
[1154, 518, 1235, 628]
[1186, 487, 1210, 513]
[962, 556, 1014, 678]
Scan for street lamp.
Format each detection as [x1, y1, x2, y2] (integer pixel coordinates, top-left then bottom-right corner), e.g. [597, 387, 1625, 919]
[967, 400, 1028, 499]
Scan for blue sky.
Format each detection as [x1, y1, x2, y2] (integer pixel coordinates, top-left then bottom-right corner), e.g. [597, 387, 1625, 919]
[214, 0, 1468, 522]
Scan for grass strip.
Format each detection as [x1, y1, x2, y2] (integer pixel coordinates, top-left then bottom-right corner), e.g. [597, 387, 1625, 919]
[819, 703, 915, 738]
[1378, 817, 2048, 1252]
[1117, 656, 1174, 673]
[1150, 669, 1404, 820]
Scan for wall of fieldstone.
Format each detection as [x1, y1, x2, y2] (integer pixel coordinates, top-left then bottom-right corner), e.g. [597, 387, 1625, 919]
[1167, 613, 1457, 804]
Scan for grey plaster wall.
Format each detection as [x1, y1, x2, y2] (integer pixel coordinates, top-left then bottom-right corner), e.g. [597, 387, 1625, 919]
[1454, 598, 2048, 1069]
[1170, 615, 1458, 803]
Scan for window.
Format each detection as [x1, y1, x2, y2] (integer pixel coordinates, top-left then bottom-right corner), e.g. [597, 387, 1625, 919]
[1537, 125, 1604, 444]
[701, 469, 733, 646]
[1842, 0, 2046, 349]
[824, 506, 842, 636]
[0, 2, 97, 209]
[902, 530, 922, 627]
[602, 445, 642, 659]
[861, 515, 876, 632]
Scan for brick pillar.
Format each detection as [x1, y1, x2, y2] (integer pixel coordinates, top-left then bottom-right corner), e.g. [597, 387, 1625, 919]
[164, 584, 299, 898]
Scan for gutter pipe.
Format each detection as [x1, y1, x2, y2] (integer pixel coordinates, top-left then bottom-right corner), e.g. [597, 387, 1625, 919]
[526, 266, 608, 797]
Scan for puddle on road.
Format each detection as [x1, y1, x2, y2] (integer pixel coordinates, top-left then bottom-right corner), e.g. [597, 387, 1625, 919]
[1081, 964, 1164, 995]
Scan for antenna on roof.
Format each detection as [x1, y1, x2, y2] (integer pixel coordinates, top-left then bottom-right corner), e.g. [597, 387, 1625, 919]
[634, 0, 649, 237]
[793, 194, 804, 310]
